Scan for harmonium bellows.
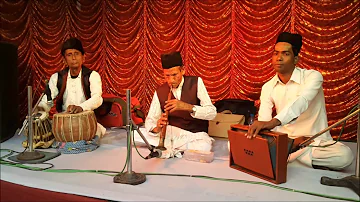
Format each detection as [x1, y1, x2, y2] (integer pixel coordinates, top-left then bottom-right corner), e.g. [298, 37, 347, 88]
[228, 124, 294, 184]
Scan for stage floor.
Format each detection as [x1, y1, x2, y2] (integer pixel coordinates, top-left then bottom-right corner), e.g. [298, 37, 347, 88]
[1, 127, 359, 201]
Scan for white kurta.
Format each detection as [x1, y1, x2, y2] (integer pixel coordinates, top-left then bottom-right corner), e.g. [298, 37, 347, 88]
[134, 77, 217, 158]
[258, 67, 353, 169]
[38, 69, 106, 137]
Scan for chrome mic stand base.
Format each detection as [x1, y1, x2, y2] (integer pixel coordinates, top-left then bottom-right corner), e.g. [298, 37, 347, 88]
[10, 151, 60, 164]
[113, 171, 146, 185]
[16, 151, 45, 161]
[320, 175, 359, 196]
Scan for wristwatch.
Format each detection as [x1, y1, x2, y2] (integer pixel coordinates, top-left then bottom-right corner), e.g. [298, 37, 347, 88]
[192, 106, 197, 114]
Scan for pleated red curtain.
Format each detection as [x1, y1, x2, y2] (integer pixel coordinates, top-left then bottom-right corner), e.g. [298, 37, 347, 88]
[1, 0, 359, 140]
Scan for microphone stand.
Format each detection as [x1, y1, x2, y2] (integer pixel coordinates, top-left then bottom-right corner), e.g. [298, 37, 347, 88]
[17, 90, 46, 136]
[13, 86, 60, 163]
[17, 79, 51, 136]
[131, 119, 162, 159]
[298, 107, 359, 196]
[113, 89, 147, 185]
[16, 86, 46, 161]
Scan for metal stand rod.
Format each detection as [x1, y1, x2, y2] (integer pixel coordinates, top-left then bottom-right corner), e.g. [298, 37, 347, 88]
[131, 119, 162, 159]
[131, 119, 153, 151]
[356, 101, 359, 178]
[299, 108, 359, 148]
[126, 89, 132, 174]
[113, 89, 146, 185]
[18, 92, 46, 136]
[28, 86, 34, 152]
[16, 86, 45, 161]
[319, 102, 359, 196]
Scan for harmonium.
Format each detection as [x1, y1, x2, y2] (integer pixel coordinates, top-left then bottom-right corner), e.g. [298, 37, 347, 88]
[228, 124, 296, 184]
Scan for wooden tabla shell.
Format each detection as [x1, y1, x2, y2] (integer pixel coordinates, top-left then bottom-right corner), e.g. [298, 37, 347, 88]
[52, 111, 97, 142]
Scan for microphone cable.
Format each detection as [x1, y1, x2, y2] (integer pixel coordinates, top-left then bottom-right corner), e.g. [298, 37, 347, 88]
[1, 109, 359, 202]
[0, 147, 357, 202]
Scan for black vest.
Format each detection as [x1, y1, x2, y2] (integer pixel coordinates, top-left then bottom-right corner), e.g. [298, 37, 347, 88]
[156, 76, 209, 133]
[55, 66, 92, 112]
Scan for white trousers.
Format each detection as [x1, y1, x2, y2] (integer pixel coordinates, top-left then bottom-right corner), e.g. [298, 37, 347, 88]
[133, 125, 213, 156]
[95, 123, 106, 138]
[228, 139, 354, 170]
[290, 139, 354, 170]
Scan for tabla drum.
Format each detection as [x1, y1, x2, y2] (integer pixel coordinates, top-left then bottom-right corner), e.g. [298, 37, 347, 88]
[52, 110, 97, 142]
[22, 111, 55, 149]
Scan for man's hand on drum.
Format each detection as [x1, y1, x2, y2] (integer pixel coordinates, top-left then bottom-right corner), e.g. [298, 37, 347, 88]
[246, 118, 281, 139]
[66, 105, 83, 114]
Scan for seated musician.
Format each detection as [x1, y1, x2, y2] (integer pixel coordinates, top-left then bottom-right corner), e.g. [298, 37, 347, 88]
[134, 51, 217, 158]
[37, 37, 106, 139]
[246, 32, 354, 170]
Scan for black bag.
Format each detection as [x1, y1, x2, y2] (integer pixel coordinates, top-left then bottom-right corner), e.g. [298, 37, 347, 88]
[213, 99, 256, 124]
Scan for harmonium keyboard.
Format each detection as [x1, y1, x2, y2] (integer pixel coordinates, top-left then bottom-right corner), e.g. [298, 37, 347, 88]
[228, 124, 296, 184]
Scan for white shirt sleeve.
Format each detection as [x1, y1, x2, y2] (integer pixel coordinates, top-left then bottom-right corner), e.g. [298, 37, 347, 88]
[38, 73, 59, 112]
[190, 77, 217, 120]
[145, 92, 162, 133]
[78, 71, 103, 111]
[274, 71, 324, 125]
[258, 83, 274, 122]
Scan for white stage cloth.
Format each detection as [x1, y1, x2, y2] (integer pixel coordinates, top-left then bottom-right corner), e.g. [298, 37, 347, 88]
[1, 128, 359, 201]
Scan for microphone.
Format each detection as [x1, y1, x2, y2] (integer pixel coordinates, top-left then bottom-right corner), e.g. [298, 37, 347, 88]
[145, 149, 163, 159]
[44, 79, 53, 105]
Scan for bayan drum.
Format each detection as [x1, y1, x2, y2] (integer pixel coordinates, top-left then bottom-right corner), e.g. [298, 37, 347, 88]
[22, 111, 55, 149]
[52, 110, 97, 142]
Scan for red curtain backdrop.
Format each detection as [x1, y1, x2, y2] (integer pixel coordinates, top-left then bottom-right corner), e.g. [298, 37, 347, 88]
[1, 0, 359, 140]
